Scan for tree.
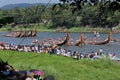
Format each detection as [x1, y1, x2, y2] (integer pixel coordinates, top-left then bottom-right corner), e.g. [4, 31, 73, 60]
[57, 0, 120, 12]
[52, 0, 120, 29]
[0, 17, 14, 28]
[51, 4, 77, 28]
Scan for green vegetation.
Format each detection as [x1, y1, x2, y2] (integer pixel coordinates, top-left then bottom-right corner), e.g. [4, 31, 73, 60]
[0, 1, 120, 31]
[68, 27, 111, 33]
[0, 50, 120, 80]
[1, 23, 119, 33]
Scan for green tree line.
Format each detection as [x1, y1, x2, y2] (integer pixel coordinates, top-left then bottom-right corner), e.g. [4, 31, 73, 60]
[0, 1, 119, 30]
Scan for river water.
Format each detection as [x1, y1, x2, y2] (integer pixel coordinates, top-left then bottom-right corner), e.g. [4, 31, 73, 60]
[0, 32, 120, 57]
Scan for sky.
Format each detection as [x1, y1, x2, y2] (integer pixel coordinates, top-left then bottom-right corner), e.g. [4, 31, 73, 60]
[0, 0, 59, 7]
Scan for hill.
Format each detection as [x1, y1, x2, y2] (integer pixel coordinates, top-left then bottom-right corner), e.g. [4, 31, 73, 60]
[0, 3, 49, 10]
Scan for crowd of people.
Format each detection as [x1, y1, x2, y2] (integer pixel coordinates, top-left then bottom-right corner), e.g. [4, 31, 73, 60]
[0, 60, 55, 80]
[0, 40, 117, 61]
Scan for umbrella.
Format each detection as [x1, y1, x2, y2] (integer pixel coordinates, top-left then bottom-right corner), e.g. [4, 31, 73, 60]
[34, 70, 45, 76]
[0, 41, 3, 45]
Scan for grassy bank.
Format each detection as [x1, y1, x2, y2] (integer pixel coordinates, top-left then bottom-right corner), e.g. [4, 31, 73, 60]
[0, 23, 54, 32]
[1, 23, 120, 33]
[0, 50, 120, 80]
[68, 27, 110, 33]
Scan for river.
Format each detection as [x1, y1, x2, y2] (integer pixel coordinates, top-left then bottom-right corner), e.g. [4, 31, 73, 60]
[0, 32, 120, 57]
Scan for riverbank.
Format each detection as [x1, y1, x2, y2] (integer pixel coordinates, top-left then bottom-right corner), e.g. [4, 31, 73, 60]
[0, 50, 120, 80]
[0, 24, 120, 33]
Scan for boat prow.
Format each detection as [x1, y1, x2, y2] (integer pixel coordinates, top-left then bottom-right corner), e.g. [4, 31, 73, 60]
[74, 33, 84, 46]
[56, 32, 70, 46]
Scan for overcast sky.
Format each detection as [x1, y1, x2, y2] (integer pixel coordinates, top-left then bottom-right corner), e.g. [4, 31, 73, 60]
[0, 0, 59, 7]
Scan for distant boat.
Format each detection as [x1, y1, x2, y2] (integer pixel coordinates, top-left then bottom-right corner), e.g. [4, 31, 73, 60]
[5, 31, 21, 37]
[5, 29, 37, 38]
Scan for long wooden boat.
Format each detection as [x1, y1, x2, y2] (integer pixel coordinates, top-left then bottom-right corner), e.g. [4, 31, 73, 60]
[92, 37, 110, 45]
[74, 33, 84, 46]
[93, 35, 112, 45]
[56, 32, 70, 46]
[86, 31, 112, 45]
[5, 29, 37, 38]
[5, 31, 21, 37]
[93, 31, 112, 45]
